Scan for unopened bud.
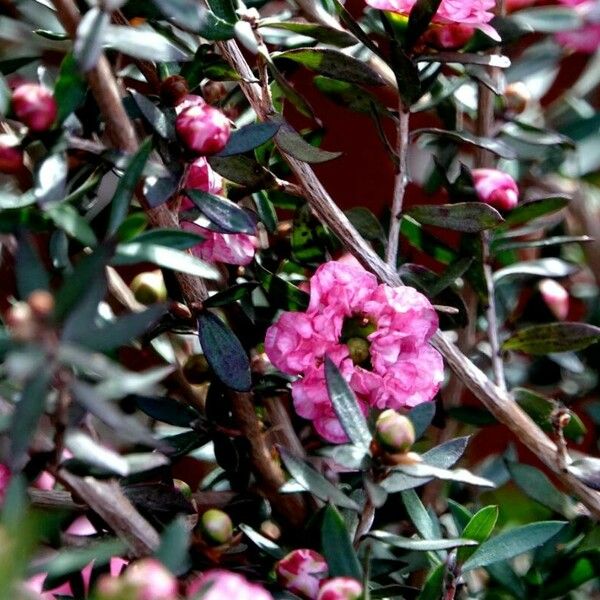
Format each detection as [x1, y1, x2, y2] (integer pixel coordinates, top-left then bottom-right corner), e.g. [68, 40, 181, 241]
[260, 519, 281, 540]
[347, 337, 370, 365]
[375, 409, 415, 454]
[317, 577, 363, 600]
[176, 103, 231, 155]
[130, 271, 167, 305]
[159, 75, 190, 107]
[504, 81, 531, 115]
[27, 290, 54, 319]
[472, 168, 519, 212]
[173, 478, 192, 500]
[11, 82, 57, 132]
[199, 508, 233, 546]
[122, 558, 178, 600]
[202, 81, 228, 105]
[183, 353, 211, 384]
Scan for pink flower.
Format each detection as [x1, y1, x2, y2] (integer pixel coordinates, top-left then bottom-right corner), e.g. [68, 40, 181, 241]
[11, 83, 57, 132]
[366, 0, 500, 40]
[187, 570, 273, 600]
[422, 23, 476, 48]
[181, 221, 257, 266]
[471, 168, 519, 211]
[317, 577, 363, 600]
[264, 261, 443, 443]
[539, 279, 569, 320]
[181, 157, 224, 210]
[176, 103, 231, 155]
[0, 141, 23, 174]
[0, 464, 11, 504]
[276, 549, 329, 598]
[175, 94, 206, 113]
[555, 0, 600, 52]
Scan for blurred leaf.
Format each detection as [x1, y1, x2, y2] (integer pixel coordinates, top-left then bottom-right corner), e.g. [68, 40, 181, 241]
[104, 25, 190, 62]
[130, 90, 175, 140]
[321, 505, 362, 578]
[255, 263, 309, 311]
[92, 365, 173, 401]
[150, 0, 234, 39]
[0, 73, 9, 115]
[203, 282, 259, 308]
[494, 258, 578, 282]
[35, 152, 68, 206]
[275, 48, 384, 86]
[346, 207, 386, 243]
[503, 196, 568, 227]
[73, 7, 109, 72]
[209, 155, 276, 188]
[429, 257, 473, 297]
[134, 395, 200, 427]
[54, 53, 87, 123]
[400, 216, 458, 264]
[417, 563, 445, 600]
[503, 323, 600, 354]
[144, 173, 180, 208]
[387, 37, 422, 106]
[253, 191, 277, 233]
[197, 311, 251, 392]
[493, 234, 590, 252]
[10, 367, 52, 469]
[276, 122, 342, 163]
[408, 202, 503, 232]
[405, 0, 443, 48]
[261, 21, 357, 47]
[155, 517, 190, 575]
[279, 447, 360, 510]
[408, 401, 436, 440]
[130, 228, 204, 249]
[114, 242, 219, 279]
[508, 462, 577, 517]
[511, 6, 582, 32]
[367, 531, 478, 551]
[402, 489, 436, 540]
[540, 555, 600, 599]
[217, 121, 281, 157]
[396, 463, 494, 488]
[239, 523, 285, 559]
[47, 204, 97, 246]
[414, 128, 517, 159]
[108, 138, 152, 236]
[462, 521, 566, 571]
[16, 234, 50, 299]
[185, 189, 257, 234]
[567, 457, 600, 491]
[324, 356, 372, 450]
[456, 506, 498, 564]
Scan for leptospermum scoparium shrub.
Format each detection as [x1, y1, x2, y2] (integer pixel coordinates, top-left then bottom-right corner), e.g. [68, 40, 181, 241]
[0, 0, 599, 598]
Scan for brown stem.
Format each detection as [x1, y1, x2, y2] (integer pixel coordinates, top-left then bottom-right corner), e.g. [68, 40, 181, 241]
[216, 38, 600, 519]
[386, 107, 410, 267]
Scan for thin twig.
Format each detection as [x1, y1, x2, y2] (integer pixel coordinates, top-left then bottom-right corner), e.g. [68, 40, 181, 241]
[386, 107, 410, 267]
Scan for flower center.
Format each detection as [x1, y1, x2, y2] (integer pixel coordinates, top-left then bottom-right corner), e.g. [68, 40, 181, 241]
[340, 315, 376, 366]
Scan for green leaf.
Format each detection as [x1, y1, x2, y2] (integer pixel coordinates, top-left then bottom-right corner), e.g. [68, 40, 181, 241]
[81, 305, 167, 352]
[53, 53, 87, 123]
[239, 523, 284, 559]
[16, 234, 50, 299]
[395, 463, 495, 488]
[275, 48, 384, 86]
[107, 138, 152, 236]
[321, 505, 362, 578]
[114, 242, 219, 279]
[261, 21, 357, 47]
[217, 120, 281, 157]
[73, 7, 109, 72]
[388, 41, 422, 106]
[503, 196, 568, 226]
[507, 462, 577, 517]
[402, 489, 436, 540]
[493, 234, 591, 252]
[0, 73, 9, 116]
[129, 90, 175, 140]
[494, 258, 578, 282]
[279, 447, 360, 510]
[255, 263, 309, 311]
[346, 207, 386, 243]
[276, 122, 342, 163]
[511, 6, 583, 32]
[203, 282, 259, 308]
[197, 311, 251, 392]
[503, 322, 600, 354]
[130, 228, 205, 250]
[566, 457, 600, 491]
[47, 204, 97, 246]
[150, 0, 234, 39]
[408, 402, 436, 439]
[324, 356, 372, 450]
[429, 257, 474, 297]
[155, 517, 190, 575]
[209, 155, 276, 189]
[185, 189, 257, 234]
[461, 521, 566, 571]
[456, 506, 498, 564]
[367, 531, 478, 551]
[405, 0, 443, 48]
[414, 128, 517, 159]
[104, 25, 190, 62]
[417, 563, 445, 600]
[10, 367, 53, 469]
[133, 395, 199, 427]
[35, 153, 68, 206]
[408, 202, 504, 232]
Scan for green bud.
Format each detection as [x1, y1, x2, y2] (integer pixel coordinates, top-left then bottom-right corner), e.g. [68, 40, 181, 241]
[347, 337, 370, 365]
[173, 478, 192, 500]
[375, 409, 415, 453]
[199, 508, 233, 546]
[130, 271, 167, 305]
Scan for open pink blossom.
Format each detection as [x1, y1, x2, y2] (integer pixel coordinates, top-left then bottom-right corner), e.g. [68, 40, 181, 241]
[187, 569, 273, 600]
[180, 157, 224, 210]
[471, 168, 519, 211]
[265, 261, 443, 443]
[366, 0, 500, 40]
[555, 0, 600, 53]
[276, 549, 328, 598]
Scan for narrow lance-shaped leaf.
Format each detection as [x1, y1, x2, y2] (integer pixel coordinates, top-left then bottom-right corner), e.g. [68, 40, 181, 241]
[259, 21, 357, 47]
[462, 521, 567, 571]
[456, 505, 499, 564]
[413, 128, 517, 159]
[185, 189, 257, 234]
[197, 311, 251, 392]
[107, 138, 152, 236]
[405, 0, 443, 49]
[276, 121, 342, 163]
[239, 523, 285, 559]
[129, 90, 175, 140]
[503, 196, 569, 226]
[321, 505, 363, 578]
[16, 234, 50, 299]
[104, 25, 191, 62]
[367, 530, 478, 551]
[324, 355, 372, 450]
[73, 7, 109, 72]
[217, 120, 281, 157]
[503, 322, 600, 354]
[402, 489, 437, 540]
[408, 202, 504, 232]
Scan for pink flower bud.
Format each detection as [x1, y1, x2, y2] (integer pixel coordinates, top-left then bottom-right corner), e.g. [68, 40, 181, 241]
[317, 577, 363, 600]
[538, 279, 569, 321]
[187, 569, 273, 600]
[276, 549, 329, 598]
[176, 104, 230, 155]
[122, 559, 178, 600]
[199, 508, 233, 545]
[471, 168, 519, 212]
[181, 156, 224, 210]
[11, 83, 57, 132]
[175, 93, 206, 114]
[375, 409, 415, 453]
